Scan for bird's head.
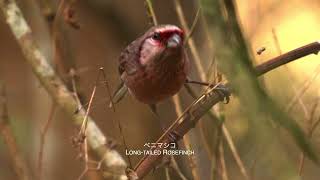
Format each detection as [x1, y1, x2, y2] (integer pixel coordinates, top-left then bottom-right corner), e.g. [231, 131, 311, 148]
[139, 25, 185, 65]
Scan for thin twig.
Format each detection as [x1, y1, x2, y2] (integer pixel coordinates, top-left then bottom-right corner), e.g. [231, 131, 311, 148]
[175, 2, 248, 179]
[134, 83, 225, 177]
[249, 144, 261, 180]
[212, 124, 229, 180]
[255, 42, 320, 76]
[78, 68, 113, 137]
[113, 113, 133, 169]
[99, 67, 115, 112]
[174, 1, 220, 177]
[37, 103, 56, 180]
[170, 157, 189, 180]
[310, 116, 320, 135]
[184, 7, 201, 45]
[211, 122, 223, 180]
[271, 28, 283, 55]
[71, 68, 107, 179]
[97, 68, 133, 168]
[165, 167, 171, 180]
[286, 64, 320, 112]
[201, 13, 214, 51]
[218, 141, 229, 180]
[174, 0, 224, 165]
[222, 125, 250, 180]
[271, 28, 309, 119]
[70, 69, 82, 108]
[0, 83, 33, 180]
[78, 138, 89, 180]
[78, 142, 109, 180]
[174, 0, 205, 80]
[298, 100, 320, 175]
[53, 0, 73, 75]
[0, 1, 127, 179]
[174, 4, 216, 165]
[146, 2, 200, 179]
[78, 74, 98, 136]
[145, 0, 158, 25]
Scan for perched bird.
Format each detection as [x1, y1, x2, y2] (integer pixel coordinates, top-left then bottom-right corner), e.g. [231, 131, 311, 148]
[111, 24, 189, 111]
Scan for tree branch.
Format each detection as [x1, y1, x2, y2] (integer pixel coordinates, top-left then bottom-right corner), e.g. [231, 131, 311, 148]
[0, 1, 127, 179]
[134, 41, 320, 178]
[37, 103, 56, 180]
[255, 41, 320, 76]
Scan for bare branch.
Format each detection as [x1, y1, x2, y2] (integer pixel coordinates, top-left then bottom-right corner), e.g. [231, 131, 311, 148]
[174, 0, 205, 80]
[175, 3, 250, 178]
[218, 142, 229, 180]
[286, 64, 320, 112]
[222, 125, 249, 180]
[184, 7, 201, 45]
[272, 28, 309, 119]
[170, 157, 189, 180]
[165, 167, 171, 180]
[255, 41, 320, 76]
[298, 100, 320, 175]
[37, 103, 56, 180]
[145, 0, 158, 26]
[148, 2, 202, 179]
[0, 1, 127, 179]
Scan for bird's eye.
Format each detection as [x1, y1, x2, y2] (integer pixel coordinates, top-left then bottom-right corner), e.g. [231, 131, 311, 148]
[152, 32, 161, 41]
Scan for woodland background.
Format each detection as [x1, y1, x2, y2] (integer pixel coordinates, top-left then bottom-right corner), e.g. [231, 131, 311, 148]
[0, 0, 320, 180]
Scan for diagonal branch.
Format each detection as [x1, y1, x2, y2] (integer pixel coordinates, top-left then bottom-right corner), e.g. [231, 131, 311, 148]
[255, 41, 320, 76]
[0, 1, 127, 179]
[134, 41, 320, 178]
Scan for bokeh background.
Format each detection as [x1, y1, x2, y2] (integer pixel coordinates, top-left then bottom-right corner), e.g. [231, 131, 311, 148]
[0, 0, 320, 179]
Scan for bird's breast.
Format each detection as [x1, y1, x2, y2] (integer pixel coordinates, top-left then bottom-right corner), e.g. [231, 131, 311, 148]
[124, 54, 188, 104]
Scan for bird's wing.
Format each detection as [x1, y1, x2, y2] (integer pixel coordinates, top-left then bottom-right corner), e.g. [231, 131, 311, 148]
[118, 38, 144, 76]
[110, 37, 145, 107]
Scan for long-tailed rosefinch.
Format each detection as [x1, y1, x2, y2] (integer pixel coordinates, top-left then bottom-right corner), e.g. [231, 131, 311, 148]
[111, 25, 189, 109]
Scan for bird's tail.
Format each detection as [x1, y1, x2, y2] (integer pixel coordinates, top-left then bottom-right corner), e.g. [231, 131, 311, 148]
[109, 81, 128, 108]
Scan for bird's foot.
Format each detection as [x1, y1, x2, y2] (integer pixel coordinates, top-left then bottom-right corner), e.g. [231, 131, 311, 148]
[185, 79, 231, 104]
[211, 83, 231, 104]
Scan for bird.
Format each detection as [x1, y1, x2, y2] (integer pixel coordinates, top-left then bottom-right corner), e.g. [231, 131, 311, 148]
[111, 24, 189, 114]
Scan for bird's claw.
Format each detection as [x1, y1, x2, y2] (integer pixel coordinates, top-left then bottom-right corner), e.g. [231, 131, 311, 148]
[212, 84, 231, 104]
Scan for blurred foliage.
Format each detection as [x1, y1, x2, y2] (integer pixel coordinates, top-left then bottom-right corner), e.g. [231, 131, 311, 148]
[200, 0, 318, 178]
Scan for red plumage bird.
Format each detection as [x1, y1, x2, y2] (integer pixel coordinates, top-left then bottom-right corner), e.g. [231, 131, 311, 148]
[112, 25, 189, 110]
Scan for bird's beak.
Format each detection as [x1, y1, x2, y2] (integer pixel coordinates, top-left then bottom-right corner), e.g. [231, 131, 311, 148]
[166, 34, 182, 48]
